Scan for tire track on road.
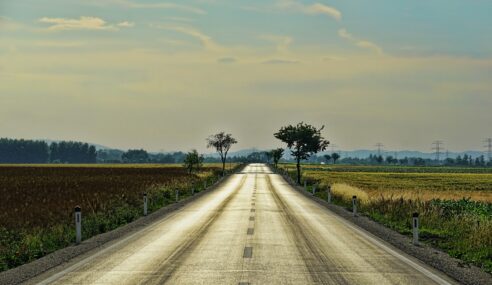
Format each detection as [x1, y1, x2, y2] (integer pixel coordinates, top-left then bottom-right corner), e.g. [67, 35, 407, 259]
[266, 175, 350, 285]
[144, 175, 247, 284]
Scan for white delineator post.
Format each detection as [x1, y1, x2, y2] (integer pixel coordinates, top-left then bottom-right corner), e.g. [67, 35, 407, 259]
[175, 189, 179, 202]
[192, 187, 195, 196]
[352, 196, 357, 217]
[204, 181, 207, 189]
[75, 206, 82, 244]
[312, 185, 316, 195]
[327, 186, 332, 203]
[413, 213, 419, 245]
[143, 193, 148, 216]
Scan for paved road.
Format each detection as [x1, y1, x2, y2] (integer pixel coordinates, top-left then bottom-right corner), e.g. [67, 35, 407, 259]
[28, 164, 457, 285]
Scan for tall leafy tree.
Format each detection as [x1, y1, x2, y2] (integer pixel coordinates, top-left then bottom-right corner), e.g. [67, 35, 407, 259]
[206, 132, 237, 176]
[274, 122, 329, 184]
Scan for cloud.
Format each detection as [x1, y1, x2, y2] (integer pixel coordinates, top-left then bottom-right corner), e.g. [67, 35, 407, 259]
[39, 17, 116, 31]
[117, 21, 135, 28]
[262, 59, 300, 65]
[92, 0, 206, 14]
[323, 56, 346, 61]
[217, 57, 237, 64]
[338, 28, 383, 55]
[276, 1, 341, 21]
[260, 35, 293, 53]
[163, 16, 194, 22]
[152, 24, 222, 51]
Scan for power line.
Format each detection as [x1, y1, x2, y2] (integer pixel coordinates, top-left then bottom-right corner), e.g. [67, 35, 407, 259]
[432, 140, 444, 161]
[375, 143, 384, 156]
[485, 138, 492, 162]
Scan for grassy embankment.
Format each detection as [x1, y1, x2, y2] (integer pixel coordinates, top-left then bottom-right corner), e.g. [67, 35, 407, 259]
[0, 163, 240, 272]
[279, 164, 492, 273]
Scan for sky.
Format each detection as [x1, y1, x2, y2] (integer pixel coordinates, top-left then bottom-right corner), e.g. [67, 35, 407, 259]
[0, 0, 491, 153]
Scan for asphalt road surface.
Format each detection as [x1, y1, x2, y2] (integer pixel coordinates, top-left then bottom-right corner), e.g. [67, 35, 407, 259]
[28, 164, 458, 285]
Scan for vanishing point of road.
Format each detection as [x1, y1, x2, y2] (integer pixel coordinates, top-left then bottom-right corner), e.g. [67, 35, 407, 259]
[28, 164, 457, 285]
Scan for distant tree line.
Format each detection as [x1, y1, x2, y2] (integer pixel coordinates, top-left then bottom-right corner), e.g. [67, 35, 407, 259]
[50, 141, 97, 163]
[0, 138, 49, 163]
[292, 153, 492, 167]
[97, 149, 187, 164]
[0, 138, 96, 163]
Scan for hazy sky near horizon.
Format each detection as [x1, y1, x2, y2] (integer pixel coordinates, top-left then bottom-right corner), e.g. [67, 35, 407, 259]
[1, 0, 491, 152]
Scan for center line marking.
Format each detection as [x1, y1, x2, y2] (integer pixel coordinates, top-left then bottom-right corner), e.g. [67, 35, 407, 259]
[251, 209, 255, 212]
[249, 216, 255, 221]
[243, 247, 253, 258]
[247, 228, 254, 235]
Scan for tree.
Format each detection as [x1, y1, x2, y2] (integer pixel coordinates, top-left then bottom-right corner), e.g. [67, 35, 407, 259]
[375, 155, 384, 164]
[183, 149, 204, 174]
[264, 151, 273, 163]
[122, 149, 149, 163]
[324, 154, 332, 164]
[274, 122, 329, 184]
[271, 148, 284, 168]
[206, 132, 237, 176]
[331, 153, 340, 164]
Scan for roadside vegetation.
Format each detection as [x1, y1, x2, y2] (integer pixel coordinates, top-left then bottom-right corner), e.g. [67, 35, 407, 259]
[0, 163, 239, 272]
[280, 163, 492, 273]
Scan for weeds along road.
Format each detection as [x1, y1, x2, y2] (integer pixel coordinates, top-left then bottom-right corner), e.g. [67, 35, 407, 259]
[27, 164, 457, 285]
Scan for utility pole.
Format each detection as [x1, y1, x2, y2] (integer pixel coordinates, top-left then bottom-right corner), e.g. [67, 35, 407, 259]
[485, 138, 492, 162]
[375, 143, 384, 156]
[432, 140, 444, 161]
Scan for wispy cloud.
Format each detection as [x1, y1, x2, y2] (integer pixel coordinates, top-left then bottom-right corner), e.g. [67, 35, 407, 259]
[276, 0, 341, 21]
[262, 58, 300, 65]
[260, 35, 293, 54]
[152, 24, 222, 51]
[39, 17, 116, 31]
[90, 0, 206, 15]
[217, 57, 237, 64]
[163, 16, 195, 23]
[117, 21, 135, 28]
[38, 17, 134, 31]
[338, 28, 383, 55]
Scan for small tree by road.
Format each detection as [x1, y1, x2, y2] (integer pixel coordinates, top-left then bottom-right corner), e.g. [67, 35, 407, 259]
[206, 132, 237, 176]
[183, 149, 204, 174]
[271, 148, 284, 169]
[274, 122, 329, 184]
